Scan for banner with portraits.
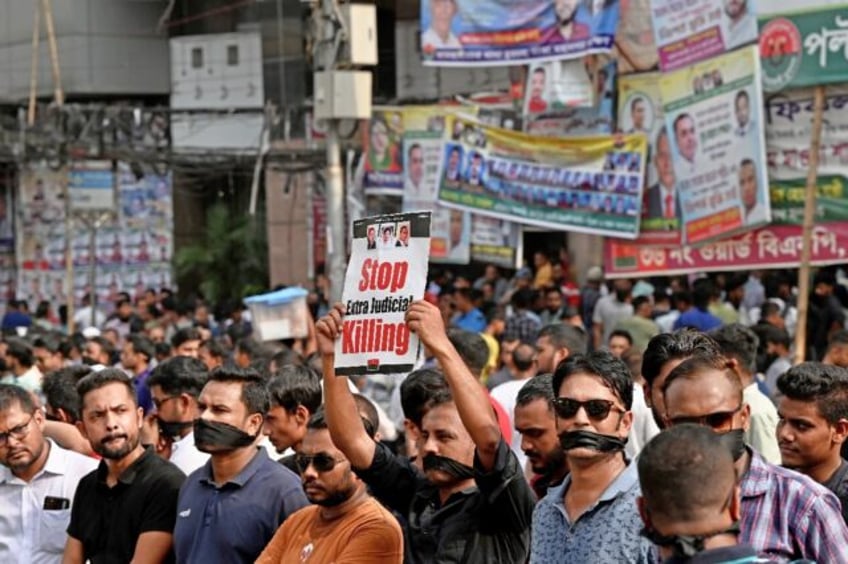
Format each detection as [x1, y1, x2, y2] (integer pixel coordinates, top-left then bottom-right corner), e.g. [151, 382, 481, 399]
[437, 114, 648, 238]
[335, 211, 430, 375]
[660, 46, 770, 245]
[759, 3, 848, 92]
[419, 0, 619, 67]
[16, 163, 174, 312]
[649, 0, 758, 72]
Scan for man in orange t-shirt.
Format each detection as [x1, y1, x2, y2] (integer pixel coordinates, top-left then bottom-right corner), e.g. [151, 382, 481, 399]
[256, 411, 403, 564]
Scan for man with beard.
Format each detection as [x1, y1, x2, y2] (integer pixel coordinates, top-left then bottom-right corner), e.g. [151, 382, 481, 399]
[173, 366, 308, 563]
[725, 0, 755, 49]
[663, 353, 848, 561]
[256, 410, 403, 563]
[513, 375, 567, 498]
[551, 0, 589, 42]
[120, 335, 155, 415]
[317, 301, 535, 563]
[642, 330, 721, 430]
[82, 336, 113, 371]
[530, 351, 655, 563]
[146, 357, 209, 475]
[535, 323, 587, 375]
[64, 369, 185, 564]
[0, 384, 96, 564]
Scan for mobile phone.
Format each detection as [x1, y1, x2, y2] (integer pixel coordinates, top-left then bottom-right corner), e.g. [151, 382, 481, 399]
[43, 496, 70, 510]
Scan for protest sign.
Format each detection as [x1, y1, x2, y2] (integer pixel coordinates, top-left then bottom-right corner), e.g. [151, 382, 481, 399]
[524, 59, 616, 137]
[759, 3, 848, 92]
[419, 0, 619, 67]
[617, 72, 682, 246]
[606, 84, 848, 276]
[650, 0, 757, 72]
[660, 46, 770, 244]
[362, 108, 405, 195]
[334, 212, 431, 376]
[438, 114, 648, 238]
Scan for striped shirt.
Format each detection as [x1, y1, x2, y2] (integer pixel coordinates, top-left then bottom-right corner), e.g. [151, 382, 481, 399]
[740, 449, 848, 562]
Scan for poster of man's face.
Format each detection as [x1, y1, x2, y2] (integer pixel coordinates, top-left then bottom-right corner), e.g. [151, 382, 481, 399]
[673, 113, 698, 164]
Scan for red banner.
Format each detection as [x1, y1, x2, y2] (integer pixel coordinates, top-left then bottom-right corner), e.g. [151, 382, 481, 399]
[604, 223, 848, 278]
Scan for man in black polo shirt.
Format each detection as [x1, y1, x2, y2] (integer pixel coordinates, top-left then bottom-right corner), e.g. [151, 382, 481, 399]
[172, 366, 308, 563]
[777, 362, 848, 523]
[316, 301, 536, 563]
[64, 368, 186, 564]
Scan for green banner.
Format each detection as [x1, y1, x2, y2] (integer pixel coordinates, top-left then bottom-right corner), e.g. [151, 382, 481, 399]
[770, 175, 848, 223]
[760, 6, 848, 92]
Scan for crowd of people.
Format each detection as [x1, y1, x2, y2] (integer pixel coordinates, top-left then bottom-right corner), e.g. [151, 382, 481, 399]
[3, 255, 848, 563]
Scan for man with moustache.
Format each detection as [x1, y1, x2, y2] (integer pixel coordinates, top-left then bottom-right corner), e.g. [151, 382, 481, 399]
[531, 351, 655, 562]
[317, 301, 535, 563]
[513, 375, 568, 498]
[645, 127, 680, 222]
[173, 367, 308, 563]
[662, 353, 848, 561]
[551, 0, 589, 42]
[256, 410, 403, 563]
[64, 369, 186, 564]
[0, 384, 96, 564]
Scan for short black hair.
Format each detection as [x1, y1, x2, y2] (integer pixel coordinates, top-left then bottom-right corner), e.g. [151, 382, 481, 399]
[42, 365, 92, 422]
[353, 394, 379, 439]
[307, 407, 377, 440]
[638, 424, 736, 522]
[0, 382, 37, 413]
[171, 327, 201, 349]
[762, 325, 790, 349]
[511, 288, 537, 310]
[552, 351, 633, 410]
[206, 366, 270, 416]
[516, 374, 555, 409]
[76, 368, 137, 407]
[662, 352, 742, 404]
[200, 338, 227, 360]
[760, 301, 782, 319]
[399, 368, 452, 427]
[270, 347, 304, 370]
[827, 330, 848, 354]
[4, 338, 34, 368]
[88, 336, 115, 360]
[512, 342, 537, 372]
[631, 295, 651, 311]
[147, 356, 209, 398]
[447, 329, 489, 379]
[609, 329, 633, 346]
[127, 334, 155, 362]
[778, 363, 848, 425]
[642, 330, 720, 388]
[266, 365, 322, 414]
[692, 279, 714, 311]
[537, 323, 588, 356]
[709, 324, 759, 375]
[32, 333, 62, 354]
[236, 337, 271, 362]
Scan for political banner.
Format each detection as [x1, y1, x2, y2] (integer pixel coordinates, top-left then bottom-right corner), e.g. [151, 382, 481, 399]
[650, 0, 758, 72]
[617, 72, 681, 246]
[660, 46, 770, 245]
[438, 114, 648, 238]
[605, 176, 848, 277]
[362, 108, 405, 195]
[525, 59, 616, 137]
[614, 0, 659, 73]
[335, 211, 431, 376]
[471, 215, 520, 268]
[759, 3, 848, 92]
[419, 0, 619, 67]
[604, 85, 848, 277]
[524, 58, 595, 115]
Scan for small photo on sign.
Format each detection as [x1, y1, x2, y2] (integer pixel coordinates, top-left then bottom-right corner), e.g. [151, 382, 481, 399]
[396, 221, 411, 248]
[366, 224, 378, 250]
[378, 223, 396, 249]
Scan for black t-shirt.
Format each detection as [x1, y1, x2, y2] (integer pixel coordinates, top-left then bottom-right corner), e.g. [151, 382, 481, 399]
[67, 446, 186, 564]
[823, 459, 848, 525]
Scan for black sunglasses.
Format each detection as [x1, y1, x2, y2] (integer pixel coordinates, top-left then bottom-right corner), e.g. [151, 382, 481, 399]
[552, 398, 624, 421]
[294, 453, 345, 473]
[668, 406, 742, 431]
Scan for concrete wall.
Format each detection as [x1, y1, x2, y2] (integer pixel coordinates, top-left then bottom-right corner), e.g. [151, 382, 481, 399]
[266, 166, 312, 288]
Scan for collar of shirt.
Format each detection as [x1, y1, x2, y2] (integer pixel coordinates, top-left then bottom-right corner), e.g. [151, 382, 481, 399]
[95, 445, 154, 488]
[172, 430, 195, 453]
[554, 459, 638, 520]
[199, 446, 267, 488]
[740, 448, 772, 498]
[0, 439, 67, 484]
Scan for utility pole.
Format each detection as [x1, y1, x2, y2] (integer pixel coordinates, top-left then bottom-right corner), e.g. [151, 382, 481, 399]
[310, 0, 375, 302]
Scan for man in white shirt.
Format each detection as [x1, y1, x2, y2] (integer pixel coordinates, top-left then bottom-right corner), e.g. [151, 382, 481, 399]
[0, 384, 97, 564]
[739, 158, 768, 226]
[673, 113, 699, 174]
[734, 90, 755, 138]
[146, 357, 210, 475]
[724, 0, 756, 49]
[421, 0, 461, 50]
[404, 143, 431, 201]
[2, 339, 43, 394]
[72, 293, 106, 331]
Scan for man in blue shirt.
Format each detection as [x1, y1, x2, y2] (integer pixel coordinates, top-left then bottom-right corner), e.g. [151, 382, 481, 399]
[451, 288, 487, 333]
[173, 367, 308, 563]
[673, 280, 722, 332]
[531, 351, 655, 563]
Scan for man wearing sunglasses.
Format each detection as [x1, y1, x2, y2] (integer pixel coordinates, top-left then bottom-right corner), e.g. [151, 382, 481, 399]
[257, 410, 403, 563]
[316, 301, 536, 563]
[0, 384, 97, 564]
[663, 352, 848, 561]
[531, 351, 656, 563]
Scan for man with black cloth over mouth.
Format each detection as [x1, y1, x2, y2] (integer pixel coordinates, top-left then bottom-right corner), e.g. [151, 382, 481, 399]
[530, 351, 655, 563]
[315, 300, 535, 563]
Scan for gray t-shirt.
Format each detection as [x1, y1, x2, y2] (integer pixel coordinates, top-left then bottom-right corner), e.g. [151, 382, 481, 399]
[593, 295, 633, 343]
